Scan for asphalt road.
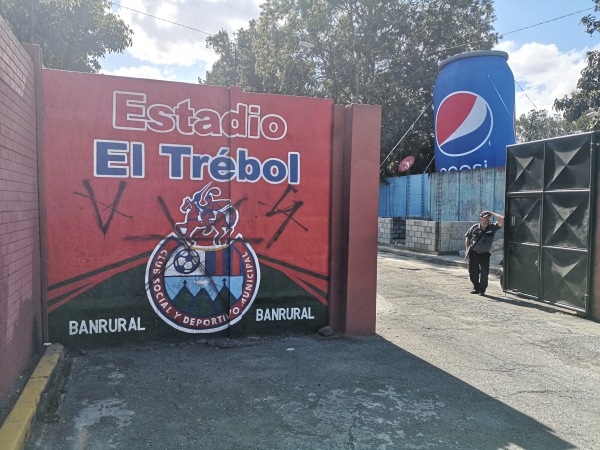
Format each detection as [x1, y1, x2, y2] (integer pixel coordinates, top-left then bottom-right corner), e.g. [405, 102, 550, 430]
[377, 251, 600, 449]
[26, 251, 600, 449]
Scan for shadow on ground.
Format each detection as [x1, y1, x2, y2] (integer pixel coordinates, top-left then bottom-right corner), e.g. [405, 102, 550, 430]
[27, 335, 572, 450]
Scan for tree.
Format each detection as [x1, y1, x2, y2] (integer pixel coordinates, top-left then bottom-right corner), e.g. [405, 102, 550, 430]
[203, 22, 267, 93]
[1, 0, 132, 72]
[554, 0, 600, 129]
[201, 0, 498, 178]
[516, 109, 580, 143]
[554, 51, 600, 129]
[580, 0, 600, 35]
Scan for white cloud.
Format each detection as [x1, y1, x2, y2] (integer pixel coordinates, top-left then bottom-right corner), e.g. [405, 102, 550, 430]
[106, 0, 600, 112]
[111, 0, 262, 75]
[495, 40, 600, 116]
[99, 65, 177, 81]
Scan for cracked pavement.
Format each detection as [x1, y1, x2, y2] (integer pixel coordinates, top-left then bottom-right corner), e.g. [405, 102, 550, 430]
[26, 251, 600, 449]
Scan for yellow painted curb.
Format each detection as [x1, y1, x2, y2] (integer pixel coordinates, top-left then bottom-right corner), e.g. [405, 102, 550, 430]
[0, 344, 64, 450]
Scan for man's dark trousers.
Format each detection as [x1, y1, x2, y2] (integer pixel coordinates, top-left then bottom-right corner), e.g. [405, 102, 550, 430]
[469, 251, 491, 293]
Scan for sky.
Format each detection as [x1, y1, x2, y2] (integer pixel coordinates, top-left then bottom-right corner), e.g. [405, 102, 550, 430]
[100, 0, 600, 116]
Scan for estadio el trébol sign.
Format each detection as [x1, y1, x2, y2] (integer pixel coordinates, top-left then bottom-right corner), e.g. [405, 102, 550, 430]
[43, 72, 332, 346]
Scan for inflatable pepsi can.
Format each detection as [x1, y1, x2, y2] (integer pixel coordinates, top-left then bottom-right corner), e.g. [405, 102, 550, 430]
[434, 50, 515, 172]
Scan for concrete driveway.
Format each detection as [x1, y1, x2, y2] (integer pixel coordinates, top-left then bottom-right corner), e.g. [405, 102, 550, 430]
[25, 251, 600, 449]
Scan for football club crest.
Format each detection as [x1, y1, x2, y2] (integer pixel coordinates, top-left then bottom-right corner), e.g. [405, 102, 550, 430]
[146, 183, 260, 333]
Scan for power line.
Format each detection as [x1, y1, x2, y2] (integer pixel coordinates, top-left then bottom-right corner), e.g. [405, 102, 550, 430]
[107, 2, 596, 56]
[514, 79, 538, 111]
[501, 9, 594, 113]
[437, 7, 595, 55]
[498, 8, 593, 39]
[104, 2, 595, 158]
[108, 1, 213, 36]
[380, 100, 433, 168]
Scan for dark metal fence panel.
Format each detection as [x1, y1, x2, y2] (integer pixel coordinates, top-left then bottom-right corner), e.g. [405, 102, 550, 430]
[505, 132, 597, 315]
[543, 192, 589, 249]
[508, 195, 541, 244]
[506, 141, 544, 192]
[545, 135, 592, 191]
[506, 194, 541, 297]
[506, 243, 540, 297]
[542, 248, 588, 310]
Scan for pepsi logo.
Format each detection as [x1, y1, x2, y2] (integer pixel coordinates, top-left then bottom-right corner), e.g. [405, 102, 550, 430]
[435, 91, 493, 157]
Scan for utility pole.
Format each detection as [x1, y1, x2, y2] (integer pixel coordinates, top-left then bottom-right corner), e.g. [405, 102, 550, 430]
[350, 0, 359, 103]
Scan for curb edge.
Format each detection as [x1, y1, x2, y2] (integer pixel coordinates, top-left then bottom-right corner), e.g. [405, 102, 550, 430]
[0, 344, 65, 450]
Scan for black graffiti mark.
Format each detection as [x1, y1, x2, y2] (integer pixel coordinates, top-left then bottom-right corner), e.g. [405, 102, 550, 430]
[157, 195, 188, 246]
[240, 236, 264, 244]
[156, 195, 248, 245]
[259, 184, 307, 248]
[74, 180, 131, 236]
[124, 234, 167, 241]
[151, 196, 203, 290]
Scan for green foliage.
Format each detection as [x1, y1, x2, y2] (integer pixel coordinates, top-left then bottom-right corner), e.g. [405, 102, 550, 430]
[554, 1, 600, 130]
[580, 0, 600, 35]
[554, 51, 600, 130]
[516, 109, 580, 143]
[201, 0, 498, 177]
[204, 22, 267, 92]
[0, 0, 132, 72]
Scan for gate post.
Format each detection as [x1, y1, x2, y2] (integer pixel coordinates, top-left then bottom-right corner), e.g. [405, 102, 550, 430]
[329, 104, 382, 335]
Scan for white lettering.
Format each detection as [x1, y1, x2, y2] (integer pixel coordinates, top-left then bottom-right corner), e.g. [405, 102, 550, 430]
[67, 318, 145, 335]
[439, 159, 489, 172]
[254, 307, 315, 322]
[113, 92, 287, 141]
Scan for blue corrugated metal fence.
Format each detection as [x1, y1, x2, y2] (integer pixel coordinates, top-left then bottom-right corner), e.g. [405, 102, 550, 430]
[379, 167, 506, 221]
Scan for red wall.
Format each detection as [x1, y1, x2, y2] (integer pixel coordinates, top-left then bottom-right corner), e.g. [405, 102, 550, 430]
[329, 104, 380, 335]
[0, 17, 44, 400]
[0, 15, 380, 401]
[42, 71, 335, 346]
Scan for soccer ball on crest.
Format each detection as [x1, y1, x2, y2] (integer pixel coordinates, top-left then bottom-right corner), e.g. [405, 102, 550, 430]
[173, 248, 200, 274]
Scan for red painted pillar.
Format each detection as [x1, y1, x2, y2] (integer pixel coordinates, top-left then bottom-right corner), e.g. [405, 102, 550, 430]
[329, 104, 381, 335]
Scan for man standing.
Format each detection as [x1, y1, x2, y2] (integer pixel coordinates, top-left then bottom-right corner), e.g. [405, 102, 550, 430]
[465, 211, 504, 296]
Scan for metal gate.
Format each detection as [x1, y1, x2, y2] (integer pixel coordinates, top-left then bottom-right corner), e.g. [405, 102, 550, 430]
[504, 132, 598, 314]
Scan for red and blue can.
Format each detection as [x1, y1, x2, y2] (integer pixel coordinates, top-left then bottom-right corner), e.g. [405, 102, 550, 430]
[433, 50, 515, 172]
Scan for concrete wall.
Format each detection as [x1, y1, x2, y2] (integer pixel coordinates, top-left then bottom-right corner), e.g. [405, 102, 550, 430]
[397, 219, 503, 261]
[439, 221, 473, 254]
[378, 167, 506, 255]
[0, 18, 44, 401]
[379, 167, 506, 221]
[329, 104, 381, 335]
[379, 174, 428, 218]
[402, 219, 472, 254]
[42, 73, 334, 346]
[404, 219, 438, 252]
[377, 218, 405, 244]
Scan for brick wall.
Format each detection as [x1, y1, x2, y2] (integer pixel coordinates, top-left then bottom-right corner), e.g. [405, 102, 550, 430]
[404, 219, 438, 252]
[396, 218, 503, 262]
[377, 217, 405, 244]
[438, 221, 473, 253]
[0, 17, 43, 401]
